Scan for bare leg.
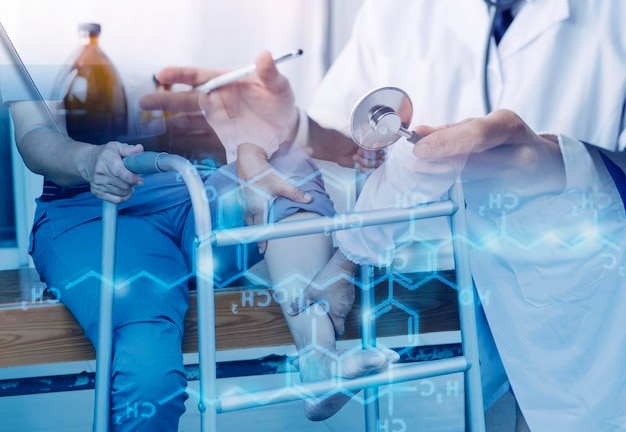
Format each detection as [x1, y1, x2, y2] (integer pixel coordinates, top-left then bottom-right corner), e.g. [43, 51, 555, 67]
[263, 212, 396, 421]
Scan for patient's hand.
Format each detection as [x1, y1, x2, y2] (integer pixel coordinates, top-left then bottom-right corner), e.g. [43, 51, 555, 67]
[237, 143, 312, 252]
[288, 249, 358, 338]
[85, 141, 144, 203]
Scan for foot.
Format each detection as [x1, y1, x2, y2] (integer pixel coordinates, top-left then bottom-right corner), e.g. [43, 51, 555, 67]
[299, 346, 400, 421]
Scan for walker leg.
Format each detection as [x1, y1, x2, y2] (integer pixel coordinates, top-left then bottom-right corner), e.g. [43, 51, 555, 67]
[114, 153, 216, 431]
[360, 265, 380, 432]
[94, 201, 118, 432]
[449, 181, 485, 432]
[196, 246, 218, 432]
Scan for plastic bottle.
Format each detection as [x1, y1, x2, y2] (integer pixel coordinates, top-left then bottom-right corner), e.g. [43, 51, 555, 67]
[60, 23, 128, 144]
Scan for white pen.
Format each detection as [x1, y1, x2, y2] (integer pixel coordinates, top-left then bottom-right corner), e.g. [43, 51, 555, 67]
[194, 49, 304, 93]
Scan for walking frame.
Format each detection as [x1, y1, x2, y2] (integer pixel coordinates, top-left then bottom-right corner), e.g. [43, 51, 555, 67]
[0, 21, 484, 431]
[95, 151, 485, 432]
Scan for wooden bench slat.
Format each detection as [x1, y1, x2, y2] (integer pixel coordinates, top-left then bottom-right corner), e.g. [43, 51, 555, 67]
[0, 269, 459, 368]
[0, 268, 48, 307]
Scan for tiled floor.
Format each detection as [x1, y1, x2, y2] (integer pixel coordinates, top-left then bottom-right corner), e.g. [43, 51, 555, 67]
[0, 331, 514, 431]
[0, 363, 515, 431]
[1, 375, 463, 431]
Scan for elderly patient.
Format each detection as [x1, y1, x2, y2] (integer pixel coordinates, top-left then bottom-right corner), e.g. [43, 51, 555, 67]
[7, 53, 396, 432]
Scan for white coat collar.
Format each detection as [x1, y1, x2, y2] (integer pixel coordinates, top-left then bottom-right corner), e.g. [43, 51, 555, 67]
[443, 0, 571, 58]
[499, 0, 570, 58]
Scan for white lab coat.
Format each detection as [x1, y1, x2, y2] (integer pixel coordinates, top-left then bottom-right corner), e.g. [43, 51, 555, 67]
[308, 0, 626, 430]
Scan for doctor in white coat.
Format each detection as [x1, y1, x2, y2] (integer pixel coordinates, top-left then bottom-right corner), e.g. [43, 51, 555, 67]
[158, 0, 626, 429]
[299, 1, 626, 430]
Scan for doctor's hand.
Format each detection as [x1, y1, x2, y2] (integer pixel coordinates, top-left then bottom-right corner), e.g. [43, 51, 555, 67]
[83, 142, 145, 204]
[237, 143, 312, 253]
[354, 147, 387, 173]
[143, 51, 299, 161]
[412, 109, 565, 197]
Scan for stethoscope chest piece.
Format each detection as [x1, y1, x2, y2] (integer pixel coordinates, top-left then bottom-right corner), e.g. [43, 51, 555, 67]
[349, 86, 420, 150]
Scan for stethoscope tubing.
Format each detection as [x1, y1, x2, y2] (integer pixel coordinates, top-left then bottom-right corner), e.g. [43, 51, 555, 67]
[482, 0, 522, 114]
[482, 0, 520, 8]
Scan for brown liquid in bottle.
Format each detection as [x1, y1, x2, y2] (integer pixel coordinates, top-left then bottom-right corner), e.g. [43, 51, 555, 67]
[61, 23, 128, 144]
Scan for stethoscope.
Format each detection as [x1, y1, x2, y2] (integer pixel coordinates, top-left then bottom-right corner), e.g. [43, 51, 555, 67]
[349, 0, 525, 150]
[482, 0, 524, 114]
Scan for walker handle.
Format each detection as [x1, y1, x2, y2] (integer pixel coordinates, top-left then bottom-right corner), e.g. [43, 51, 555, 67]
[123, 151, 167, 174]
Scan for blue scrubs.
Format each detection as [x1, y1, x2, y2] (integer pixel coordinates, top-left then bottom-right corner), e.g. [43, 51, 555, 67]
[29, 142, 334, 431]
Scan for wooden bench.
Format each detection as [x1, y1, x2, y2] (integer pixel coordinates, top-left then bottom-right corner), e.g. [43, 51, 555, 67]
[0, 267, 459, 369]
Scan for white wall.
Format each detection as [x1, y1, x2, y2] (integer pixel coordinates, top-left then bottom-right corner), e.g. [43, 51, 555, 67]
[1, 0, 339, 109]
[0, 0, 364, 270]
[2, 0, 364, 103]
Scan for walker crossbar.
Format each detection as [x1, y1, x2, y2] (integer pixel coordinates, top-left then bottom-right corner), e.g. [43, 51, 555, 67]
[200, 180, 484, 431]
[216, 357, 469, 413]
[97, 152, 484, 432]
[209, 201, 457, 247]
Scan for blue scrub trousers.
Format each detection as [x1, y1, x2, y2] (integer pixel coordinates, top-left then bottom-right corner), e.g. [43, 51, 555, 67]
[29, 143, 334, 431]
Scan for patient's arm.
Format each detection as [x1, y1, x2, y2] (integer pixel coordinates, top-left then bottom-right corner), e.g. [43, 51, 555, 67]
[10, 100, 144, 203]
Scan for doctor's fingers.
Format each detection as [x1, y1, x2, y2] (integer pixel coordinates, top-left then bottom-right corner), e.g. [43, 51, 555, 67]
[413, 118, 476, 137]
[166, 111, 216, 130]
[413, 110, 530, 160]
[139, 91, 201, 114]
[154, 66, 228, 87]
[353, 148, 387, 170]
[154, 53, 282, 89]
[464, 139, 565, 194]
[254, 50, 292, 93]
[480, 141, 543, 168]
[413, 156, 468, 178]
[412, 119, 491, 160]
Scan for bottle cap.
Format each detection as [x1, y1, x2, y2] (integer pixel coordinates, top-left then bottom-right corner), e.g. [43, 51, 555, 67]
[78, 23, 101, 35]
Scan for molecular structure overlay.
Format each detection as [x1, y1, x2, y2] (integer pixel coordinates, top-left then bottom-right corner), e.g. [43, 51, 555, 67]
[39, 159, 624, 429]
